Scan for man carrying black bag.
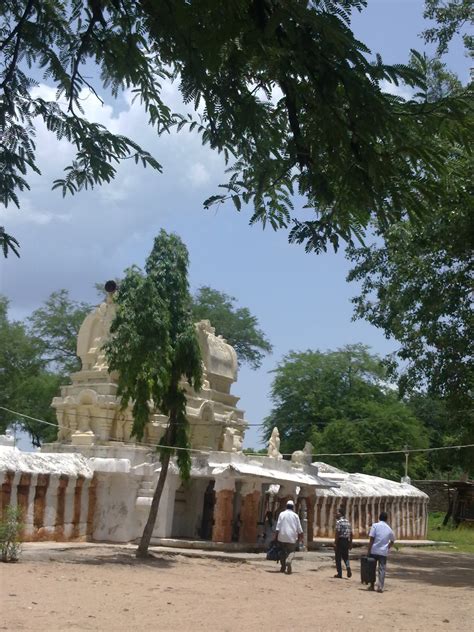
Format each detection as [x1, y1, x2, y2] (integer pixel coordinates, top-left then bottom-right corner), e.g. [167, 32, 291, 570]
[367, 511, 395, 593]
[274, 500, 303, 574]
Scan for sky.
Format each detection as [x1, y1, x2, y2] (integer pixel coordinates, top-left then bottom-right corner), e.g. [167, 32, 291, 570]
[1, 0, 470, 449]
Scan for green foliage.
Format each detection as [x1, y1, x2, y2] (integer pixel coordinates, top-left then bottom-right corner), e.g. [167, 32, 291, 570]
[1, 2, 472, 256]
[423, 0, 473, 56]
[406, 394, 468, 477]
[0, 227, 20, 258]
[263, 344, 386, 449]
[27, 290, 92, 374]
[263, 344, 429, 480]
[190, 286, 272, 369]
[311, 400, 429, 480]
[0, 297, 60, 445]
[105, 230, 202, 479]
[243, 447, 267, 455]
[428, 512, 474, 553]
[0, 506, 23, 562]
[346, 58, 473, 473]
[0, 290, 90, 445]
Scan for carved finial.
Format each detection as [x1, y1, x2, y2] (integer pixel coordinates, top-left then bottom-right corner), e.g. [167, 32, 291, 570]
[267, 427, 282, 460]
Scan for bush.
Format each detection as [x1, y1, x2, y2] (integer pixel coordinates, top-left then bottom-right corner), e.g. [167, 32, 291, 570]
[0, 506, 23, 562]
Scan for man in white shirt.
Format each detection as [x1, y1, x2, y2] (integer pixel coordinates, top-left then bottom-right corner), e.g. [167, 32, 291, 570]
[274, 500, 303, 574]
[367, 511, 395, 593]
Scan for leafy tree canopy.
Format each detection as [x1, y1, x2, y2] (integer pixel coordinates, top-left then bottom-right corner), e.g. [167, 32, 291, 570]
[263, 344, 429, 480]
[27, 289, 92, 374]
[190, 286, 272, 369]
[346, 59, 473, 470]
[1, 1, 472, 257]
[423, 0, 473, 56]
[0, 297, 60, 445]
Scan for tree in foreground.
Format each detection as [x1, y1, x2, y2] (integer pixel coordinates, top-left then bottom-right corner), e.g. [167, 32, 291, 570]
[104, 230, 202, 558]
[1, 2, 471, 256]
[191, 286, 272, 369]
[346, 59, 473, 474]
[263, 345, 429, 480]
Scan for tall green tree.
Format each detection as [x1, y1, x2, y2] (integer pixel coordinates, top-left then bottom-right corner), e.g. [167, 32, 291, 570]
[346, 58, 473, 472]
[0, 297, 60, 445]
[28, 290, 92, 374]
[263, 345, 429, 479]
[406, 393, 464, 477]
[1, 1, 471, 256]
[104, 230, 202, 558]
[191, 286, 272, 369]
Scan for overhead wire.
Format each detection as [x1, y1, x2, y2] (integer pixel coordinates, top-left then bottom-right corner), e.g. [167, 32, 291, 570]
[1, 405, 473, 460]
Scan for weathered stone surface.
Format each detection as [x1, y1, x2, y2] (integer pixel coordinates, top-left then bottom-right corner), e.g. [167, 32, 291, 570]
[212, 489, 234, 543]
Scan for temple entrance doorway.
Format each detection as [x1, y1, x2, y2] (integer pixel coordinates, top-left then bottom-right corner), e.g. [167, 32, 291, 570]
[171, 478, 211, 539]
[200, 480, 215, 540]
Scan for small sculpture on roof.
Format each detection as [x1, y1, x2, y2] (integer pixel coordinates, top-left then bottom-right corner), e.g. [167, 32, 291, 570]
[291, 442, 313, 466]
[267, 427, 282, 460]
[222, 427, 243, 453]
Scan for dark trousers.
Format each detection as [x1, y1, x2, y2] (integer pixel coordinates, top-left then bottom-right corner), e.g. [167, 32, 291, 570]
[335, 538, 351, 576]
[279, 542, 296, 571]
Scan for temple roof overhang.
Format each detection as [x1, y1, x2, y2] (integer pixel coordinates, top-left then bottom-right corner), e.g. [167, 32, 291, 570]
[188, 451, 336, 489]
[209, 462, 334, 487]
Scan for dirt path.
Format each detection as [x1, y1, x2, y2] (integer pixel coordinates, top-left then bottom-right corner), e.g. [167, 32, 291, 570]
[1, 546, 472, 631]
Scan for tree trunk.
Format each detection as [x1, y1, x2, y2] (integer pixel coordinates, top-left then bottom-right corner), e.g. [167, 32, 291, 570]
[136, 450, 171, 558]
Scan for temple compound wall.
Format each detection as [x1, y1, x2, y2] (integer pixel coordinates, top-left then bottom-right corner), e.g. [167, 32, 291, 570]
[0, 291, 429, 545]
[0, 437, 95, 542]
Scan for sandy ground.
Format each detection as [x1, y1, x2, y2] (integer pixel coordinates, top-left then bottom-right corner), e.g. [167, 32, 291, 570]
[1, 545, 473, 632]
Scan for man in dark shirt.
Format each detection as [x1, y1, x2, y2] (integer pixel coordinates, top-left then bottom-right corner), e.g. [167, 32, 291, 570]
[334, 507, 353, 579]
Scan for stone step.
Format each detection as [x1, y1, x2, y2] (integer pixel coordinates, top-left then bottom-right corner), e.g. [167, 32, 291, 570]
[140, 481, 155, 491]
[137, 489, 154, 498]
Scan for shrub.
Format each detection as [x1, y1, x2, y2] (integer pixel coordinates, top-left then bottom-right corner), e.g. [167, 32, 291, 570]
[0, 506, 23, 562]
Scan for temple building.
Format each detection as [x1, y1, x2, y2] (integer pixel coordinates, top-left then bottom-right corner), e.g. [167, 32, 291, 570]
[0, 290, 428, 546]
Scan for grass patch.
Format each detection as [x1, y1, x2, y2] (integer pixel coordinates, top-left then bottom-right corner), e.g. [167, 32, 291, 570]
[427, 512, 474, 554]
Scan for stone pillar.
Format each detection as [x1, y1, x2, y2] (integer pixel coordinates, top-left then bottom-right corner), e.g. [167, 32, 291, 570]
[1, 471, 14, 515]
[422, 498, 428, 538]
[276, 485, 297, 515]
[327, 496, 338, 538]
[353, 497, 360, 538]
[305, 493, 315, 543]
[366, 497, 373, 534]
[33, 474, 50, 537]
[319, 496, 328, 537]
[153, 472, 180, 538]
[400, 496, 407, 539]
[314, 495, 324, 538]
[212, 478, 235, 543]
[299, 497, 308, 550]
[95, 409, 114, 441]
[54, 474, 69, 541]
[72, 476, 84, 539]
[239, 481, 261, 544]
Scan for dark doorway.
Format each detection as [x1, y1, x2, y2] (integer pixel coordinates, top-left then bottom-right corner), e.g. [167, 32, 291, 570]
[200, 480, 215, 540]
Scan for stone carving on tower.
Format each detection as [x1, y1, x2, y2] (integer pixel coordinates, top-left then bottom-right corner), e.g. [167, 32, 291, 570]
[291, 442, 314, 467]
[267, 427, 282, 459]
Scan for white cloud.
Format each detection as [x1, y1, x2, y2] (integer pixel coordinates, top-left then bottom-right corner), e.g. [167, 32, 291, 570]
[187, 163, 211, 187]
